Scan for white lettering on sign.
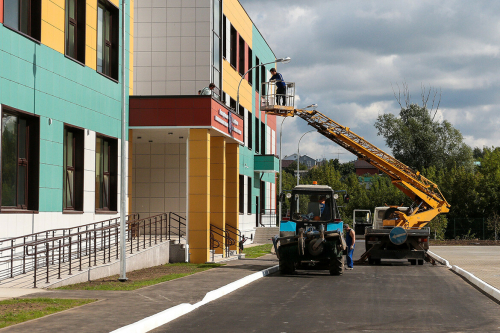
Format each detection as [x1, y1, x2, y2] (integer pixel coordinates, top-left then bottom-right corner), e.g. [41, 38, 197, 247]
[214, 115, 228, 127]
[219, 109, 239, 126]
[233, 128, 242, 135]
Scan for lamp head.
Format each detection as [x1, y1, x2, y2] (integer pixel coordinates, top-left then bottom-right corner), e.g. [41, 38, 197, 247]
[276, 57, 291, 64]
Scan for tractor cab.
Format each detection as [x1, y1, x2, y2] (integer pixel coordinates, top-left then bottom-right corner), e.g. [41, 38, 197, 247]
[280, 184, 344, 237]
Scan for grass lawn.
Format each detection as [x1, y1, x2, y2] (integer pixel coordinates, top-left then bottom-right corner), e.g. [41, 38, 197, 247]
[57, 263, 223, 291]
[243, 244, 274, 258]
[0, 298, 96, 329]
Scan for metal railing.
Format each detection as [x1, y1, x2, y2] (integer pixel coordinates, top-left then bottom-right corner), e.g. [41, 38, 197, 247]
[0, 212, 188, 288]
[167, 212, 186, 242]
[260, 81, 295, 110]
[260, 209, 278, 227]
[209, 224, 235, 259]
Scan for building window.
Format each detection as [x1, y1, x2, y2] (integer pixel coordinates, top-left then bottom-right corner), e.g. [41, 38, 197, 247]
[247, 48, 253, 85]
[63, 126, 84, 211]
[229, 97, 236, 112]
[1, 108, 39, 211]
[261, 66, 266, 94]
[255, 117, 259, 154]
[247, 176, 252, 214]
[239, 174, 244, 214]
[238, 36, 245, 76]
[212, 0, 222, 100]
[261, 121, 266, 154]
[222, 15, 227, 59]
[3, 0, 41, 40]
[65, 0, 86, 63]
[97, 1, 118, 80]
[230, 25, 237, 68]
[247, 114, 252, 150]
[95, 136, 118, 211]
[255, 57, 260, 93]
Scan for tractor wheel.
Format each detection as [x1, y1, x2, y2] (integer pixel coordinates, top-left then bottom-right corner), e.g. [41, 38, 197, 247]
[329, 255, 344, 276]
[279, 260, 295, 275]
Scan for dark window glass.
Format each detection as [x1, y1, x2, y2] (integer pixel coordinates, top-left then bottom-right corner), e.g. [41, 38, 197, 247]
[247, 113, 252, 150]
[239, 174, 244, 214]
[4, 0, 41, 40]
[65, 0, 86, 63]
[95, 136, 117, 211]
[213, 0, 220, 36]
[255, 57, 260, 93]
[247, 176, 252, 214]
[238, 105, 244, 117]
[255, 116, 260, 154]
[63, 127, 84, 211]
[238, 36, 245, 76]
[247, 48, 253, 85]
[1, 109, 39, 210]
[97, 1, 118, 79]
[222, 15, 226, 59]
[261, 121, 266, 154]
[230, 97, 236, 112]
[261, 66, 266, 94]
[230, 25, 237, 68]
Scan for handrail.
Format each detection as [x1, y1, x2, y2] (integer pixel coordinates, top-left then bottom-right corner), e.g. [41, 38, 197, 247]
[209, 224, 235, 258]
[168, 212, 186, 243]
[0, 213, 173, 288]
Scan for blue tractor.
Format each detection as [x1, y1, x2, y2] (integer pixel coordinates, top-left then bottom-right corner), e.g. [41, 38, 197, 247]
[273, 184, 346, 275]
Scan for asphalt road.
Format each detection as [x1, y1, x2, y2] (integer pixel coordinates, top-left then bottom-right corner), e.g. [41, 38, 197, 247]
[152, 241, 500, 332]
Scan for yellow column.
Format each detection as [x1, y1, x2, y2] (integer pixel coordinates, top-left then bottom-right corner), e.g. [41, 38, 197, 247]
[188, 129, 211, 263]
[225, 143, 240, 252]
[210, 137, 226, 254]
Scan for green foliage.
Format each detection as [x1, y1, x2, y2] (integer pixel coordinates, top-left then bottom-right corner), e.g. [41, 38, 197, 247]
[486, 212, 500, 241]
[283, 161, 307, 175]
[242, 244, 273, 258]
[374, 103, 473, 171]
[428, 215, 448, 240]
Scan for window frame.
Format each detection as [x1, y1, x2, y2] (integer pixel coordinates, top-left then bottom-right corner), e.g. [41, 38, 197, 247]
[238, 35, 245, 76]
[96, 0, 119, 81]
[230, 25, 237, 69]
[255, 57, 260, 93]
[3, 0, 42, 41]
[63, 125, 84, 212]
[239, 174, 244, 214]
[247, 47, 253, 85]
[95, 134, 118, 212]
[247, 176, 252, 215]
[65, 0, 86, 64]
[0, 105, 40, 213]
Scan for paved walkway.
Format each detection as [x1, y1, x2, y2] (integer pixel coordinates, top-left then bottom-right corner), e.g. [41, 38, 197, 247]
[0, 256, 278, 333]
[431, 246, 500, 291]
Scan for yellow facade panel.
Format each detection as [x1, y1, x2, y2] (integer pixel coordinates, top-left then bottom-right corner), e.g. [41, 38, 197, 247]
[188, 213, 211, 231]
[223, 60, 252, 111]
[189, 230, 209, 247]
[86, 45, 97, 70]
[223, 0, 252, 48]
[189, 194, 210, 213]
[41, 21, 64, 54]
[86, 3, 97, 29]
[190, 128, 210, 141]
[189, 176, 210, 194]
[86, 26, 97, 51]
[51, 0, 64, 10]
[45, 0, 65, 31]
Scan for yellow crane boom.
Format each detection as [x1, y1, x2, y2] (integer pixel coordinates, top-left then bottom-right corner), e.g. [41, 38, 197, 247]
[267, 108, 450, 229]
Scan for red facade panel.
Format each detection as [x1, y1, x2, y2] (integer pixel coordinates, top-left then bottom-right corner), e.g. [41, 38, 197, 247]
[130, 97, 243, 142]
[0, 0, 3, 23]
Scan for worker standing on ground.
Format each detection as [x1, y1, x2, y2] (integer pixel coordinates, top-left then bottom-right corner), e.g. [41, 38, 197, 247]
[269, 68, 286, 106]
[200, 83, 215, 95]
[344, 224, 355, 270]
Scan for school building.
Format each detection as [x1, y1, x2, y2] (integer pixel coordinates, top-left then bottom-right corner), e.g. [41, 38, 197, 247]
[130, 0, 279, 263]
[0, 0, 134, 236]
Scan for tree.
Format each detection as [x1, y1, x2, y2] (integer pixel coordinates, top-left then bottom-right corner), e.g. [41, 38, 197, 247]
[486, 212, 500, 241]
[283, 161, 307, 175]
[375, 103, 473, 172]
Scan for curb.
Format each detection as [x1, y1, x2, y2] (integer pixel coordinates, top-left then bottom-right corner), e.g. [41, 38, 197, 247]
[427, 250, 452, 268]
[428, 251, 500, 303]
[451, 265, 500, 303]
[109, 265, 279, 333]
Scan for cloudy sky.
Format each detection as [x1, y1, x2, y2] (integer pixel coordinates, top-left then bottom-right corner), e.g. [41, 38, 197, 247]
[239, 0, 500, 163]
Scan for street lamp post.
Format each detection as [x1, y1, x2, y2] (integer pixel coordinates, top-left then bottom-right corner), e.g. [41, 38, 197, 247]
[119, 0, 127, 282]
[235, 57, 290, 227]
[297, 130, 316, 186]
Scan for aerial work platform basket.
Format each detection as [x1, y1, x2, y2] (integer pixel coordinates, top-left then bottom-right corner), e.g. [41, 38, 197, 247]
[261, 81, 295, 116]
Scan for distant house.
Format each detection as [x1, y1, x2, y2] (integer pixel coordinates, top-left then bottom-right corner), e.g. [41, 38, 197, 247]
[283, 154, 317, 170]
[354, 158, 380, 176]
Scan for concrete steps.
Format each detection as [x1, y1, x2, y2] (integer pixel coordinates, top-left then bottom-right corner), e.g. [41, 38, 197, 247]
[254, 227, 280, 244]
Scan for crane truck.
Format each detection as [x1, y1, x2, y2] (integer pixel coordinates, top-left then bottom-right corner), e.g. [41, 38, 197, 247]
[263, 82, 450, 266]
